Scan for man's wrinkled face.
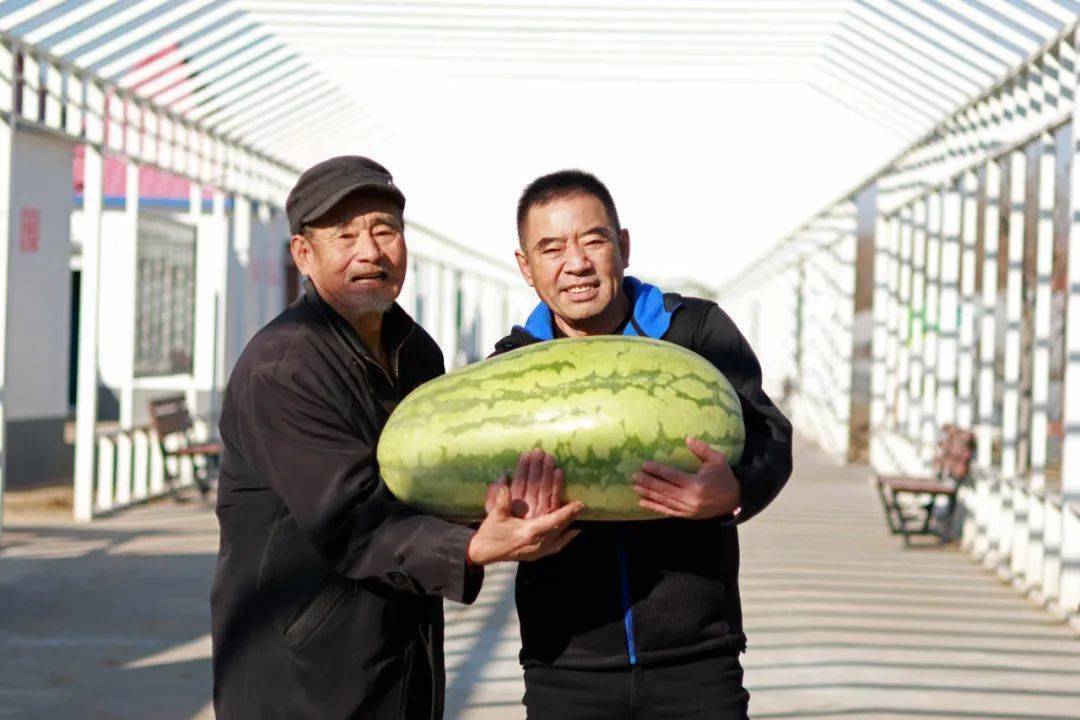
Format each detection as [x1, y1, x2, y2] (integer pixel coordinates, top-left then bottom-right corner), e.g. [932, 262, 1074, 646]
[516, 193, 630, 328]
[290, 193, 406, 316]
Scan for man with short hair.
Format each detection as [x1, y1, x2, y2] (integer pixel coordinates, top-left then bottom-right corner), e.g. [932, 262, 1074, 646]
[211, 156, 583, 720]
[494, 170, 793, 719]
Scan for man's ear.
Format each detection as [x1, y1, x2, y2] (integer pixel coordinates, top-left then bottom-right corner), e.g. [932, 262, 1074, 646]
[618, 228, 630, 269]
[290, 234, 312, 276]
[515, 248, 536, 288]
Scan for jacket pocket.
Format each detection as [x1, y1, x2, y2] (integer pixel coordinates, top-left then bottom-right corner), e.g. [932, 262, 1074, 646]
[282, 577, 351, 650]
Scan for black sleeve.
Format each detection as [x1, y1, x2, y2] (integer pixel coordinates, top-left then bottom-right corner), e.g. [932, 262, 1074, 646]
[692, 303, 793, 523]
[235, 366, 483, 604]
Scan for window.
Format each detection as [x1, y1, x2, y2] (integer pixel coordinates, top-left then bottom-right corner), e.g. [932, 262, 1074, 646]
[134, 213, 197, 377]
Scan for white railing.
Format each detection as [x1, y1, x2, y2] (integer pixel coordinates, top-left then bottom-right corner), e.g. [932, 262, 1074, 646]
[90, 418, 212, 517]
[874, 425, 1080, 627]
[958, 469, 1080, 627]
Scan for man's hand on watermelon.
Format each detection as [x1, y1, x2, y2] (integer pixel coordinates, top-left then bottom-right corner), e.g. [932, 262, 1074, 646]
[631, 436, 742, 520]
[468, 449, 585, 565]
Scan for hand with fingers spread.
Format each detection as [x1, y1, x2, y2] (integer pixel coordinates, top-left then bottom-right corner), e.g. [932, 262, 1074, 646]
[470, 449, 584, 565]
[632, 436, 741, 520]
[500, 447, 565, 519]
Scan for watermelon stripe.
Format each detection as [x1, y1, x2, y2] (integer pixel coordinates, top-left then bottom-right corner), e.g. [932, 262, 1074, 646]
[389, 373, 738, 428]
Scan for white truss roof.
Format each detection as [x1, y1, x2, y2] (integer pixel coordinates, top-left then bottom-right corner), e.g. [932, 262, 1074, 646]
[2, 0, 1077, 284]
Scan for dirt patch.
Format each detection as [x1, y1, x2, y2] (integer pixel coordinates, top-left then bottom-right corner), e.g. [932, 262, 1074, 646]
[4, 484, 73, 521]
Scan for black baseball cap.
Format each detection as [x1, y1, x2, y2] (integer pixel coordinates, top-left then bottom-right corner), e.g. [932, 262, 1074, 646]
[286, 155, 406, 235]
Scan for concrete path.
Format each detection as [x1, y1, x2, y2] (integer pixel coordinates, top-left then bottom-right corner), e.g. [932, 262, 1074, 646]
[2, 438, 1077, 719]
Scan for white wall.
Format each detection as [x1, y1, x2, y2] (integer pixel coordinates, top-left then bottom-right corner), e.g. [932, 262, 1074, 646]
[231, 201, 289, 365]
[86, 210, 134, 391]
[403, 222, 534, 366]
[7, 130, 73, 422]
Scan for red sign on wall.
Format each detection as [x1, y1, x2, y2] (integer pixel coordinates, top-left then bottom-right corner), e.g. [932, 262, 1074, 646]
[19, 207, 40, 254]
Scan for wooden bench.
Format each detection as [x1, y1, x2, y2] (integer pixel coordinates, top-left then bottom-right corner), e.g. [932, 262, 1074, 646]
[875, 425, 975, 545]
[148, 395, 222, 500]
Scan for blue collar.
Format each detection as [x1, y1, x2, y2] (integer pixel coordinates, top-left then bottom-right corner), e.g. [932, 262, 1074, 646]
[520, 276, 677, 341]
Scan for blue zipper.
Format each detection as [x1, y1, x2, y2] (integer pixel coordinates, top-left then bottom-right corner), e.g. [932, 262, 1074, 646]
[614, 529, 638, 666]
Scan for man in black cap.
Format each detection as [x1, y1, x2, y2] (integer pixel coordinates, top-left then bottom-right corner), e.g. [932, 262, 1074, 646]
[211, 156, 583, 719]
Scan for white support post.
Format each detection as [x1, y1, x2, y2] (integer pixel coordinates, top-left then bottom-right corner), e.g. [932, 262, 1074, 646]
[132, 428, 149, 500]
[1001, 150, 1027, 479]
[115, 159, 140, 508]
[149, 429, 165, 496]
[871, 214, 894, 434]
[441, 265, 460, 368]
[1010, 482, 1030, 583]
[74, 81, 107, 522]
[921, 190, 943, 456]
[119, 158, 139, 416]
[937, 184, 961, 427]
[189, 180, 208, 423]
[978, 159, 1002, 468]
[0, 44, 14, 540]
[95, 437, 114, 512]
[1029, 136, 1056, 491]
[233, 193, 253, 360]
[883, 216, 902, 431]
[213, 186, 228, 422]
[957, 170, 980, 430]
[1060, 36, 1080, 614]
[907, 199, 928, 454]
[896, 208, 914, 433]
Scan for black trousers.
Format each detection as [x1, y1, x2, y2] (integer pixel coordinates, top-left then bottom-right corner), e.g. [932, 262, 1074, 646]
[522, 654, 750, 720]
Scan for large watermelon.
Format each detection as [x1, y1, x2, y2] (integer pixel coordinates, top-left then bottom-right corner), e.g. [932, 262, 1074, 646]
[377, 335, 745, 520]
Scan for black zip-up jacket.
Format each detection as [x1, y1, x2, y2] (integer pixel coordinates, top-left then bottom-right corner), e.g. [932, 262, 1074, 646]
[211, 280, 482, 720]
[492, 277, 792, 669]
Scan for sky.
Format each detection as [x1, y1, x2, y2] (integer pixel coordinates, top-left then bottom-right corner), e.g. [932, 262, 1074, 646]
[229, 1, 936, 291]
[355, 75, 906, 290]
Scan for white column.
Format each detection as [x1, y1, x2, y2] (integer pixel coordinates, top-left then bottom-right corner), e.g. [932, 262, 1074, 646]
[113, 159, 140, 509]
[440, 265, 460, 367]
[956, 170, 980, 430]
[232, 194, 253, 360]
[906, 199, 927, 451]
[870, 214, 893, 433]
[921, 191, 942, 453]
[882, 216, 902, 431]
[0, 44, 14, 538]
[118, 159, 138, 423]
[1059, 39, 1080, 615]
[1001, 150, 1026, 479]
[895, 208, 913, 433]
[837, 224, 856, 459]
[212, 187, 228, 420]
[74, 82, 106, 522]
[191, 179, 213, 423]
[977, 160, 1002, 468]
[1029, 136, 1056, 491]
[936, 184, 961, 428]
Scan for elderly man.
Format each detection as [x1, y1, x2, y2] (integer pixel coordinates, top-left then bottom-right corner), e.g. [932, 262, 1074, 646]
[492, 170, 793, 719]
[211, 156, 583, 720]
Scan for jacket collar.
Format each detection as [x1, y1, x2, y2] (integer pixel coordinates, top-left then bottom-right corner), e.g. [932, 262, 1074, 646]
[521, 276, 677, 341]
[303, 278, 415, 363]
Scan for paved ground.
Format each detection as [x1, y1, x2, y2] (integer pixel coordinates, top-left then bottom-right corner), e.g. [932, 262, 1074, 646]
[2, 437, 1077, 719]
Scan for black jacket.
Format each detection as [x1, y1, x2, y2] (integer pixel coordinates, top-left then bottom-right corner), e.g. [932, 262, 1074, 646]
[211, 280, 482, 720]
[493, 278, 792, 669]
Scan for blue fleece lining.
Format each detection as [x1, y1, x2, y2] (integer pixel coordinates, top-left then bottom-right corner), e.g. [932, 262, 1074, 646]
[520, 276, 675, 340]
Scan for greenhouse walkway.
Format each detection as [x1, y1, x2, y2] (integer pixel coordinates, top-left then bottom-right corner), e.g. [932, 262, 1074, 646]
[0, 436, 1077, 720]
